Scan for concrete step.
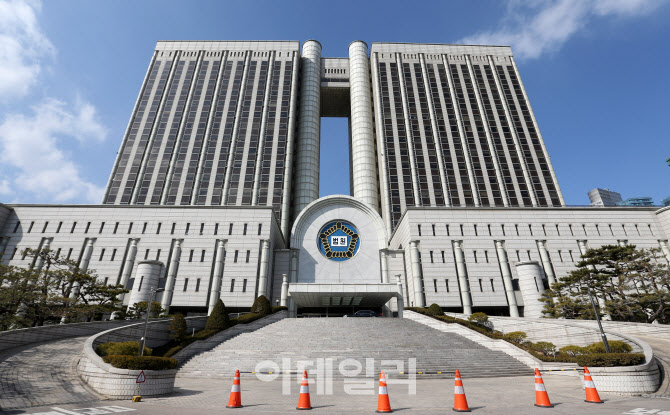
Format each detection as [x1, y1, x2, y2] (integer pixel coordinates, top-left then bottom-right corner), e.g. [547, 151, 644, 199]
[178, 315, 531, 379]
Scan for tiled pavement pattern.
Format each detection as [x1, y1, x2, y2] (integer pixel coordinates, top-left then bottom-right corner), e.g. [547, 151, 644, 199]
[139, 376, 670, 415]
[0, 336, 100, 411]
[178, 317, 531, 379]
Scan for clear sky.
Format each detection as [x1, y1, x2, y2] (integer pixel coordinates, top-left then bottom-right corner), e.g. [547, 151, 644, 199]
[0, 0, 668, 206]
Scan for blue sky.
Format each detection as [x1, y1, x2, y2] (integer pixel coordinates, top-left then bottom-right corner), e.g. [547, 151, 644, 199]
[0, 0, 668, 205]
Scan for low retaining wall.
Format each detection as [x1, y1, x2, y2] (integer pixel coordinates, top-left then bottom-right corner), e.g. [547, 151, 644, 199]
[77, 316, 207, 398]
[443, 312, 660, 394]
[0, 320, 136, 352]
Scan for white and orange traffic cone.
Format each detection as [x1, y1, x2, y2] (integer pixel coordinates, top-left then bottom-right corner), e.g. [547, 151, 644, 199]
[583, 367, 603, 404]
[453, 370, 471, 412]
[376, 370, 392, 413]
[534, 368, 553, 408]
[297, 370, 312, 410]
[226, 370, 242, 408]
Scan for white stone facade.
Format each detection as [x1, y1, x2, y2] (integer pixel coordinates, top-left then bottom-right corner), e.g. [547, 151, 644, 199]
[1, 41, 669, 318]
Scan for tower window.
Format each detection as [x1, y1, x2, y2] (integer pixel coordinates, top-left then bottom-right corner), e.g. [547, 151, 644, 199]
[243, 223, 248, 235]
[41, 222, 49, 233]
[156, 223, 162, 234]
[85, 222, 91, 233]
[99, 222, 105, 233]
[142, 222, 147, 234]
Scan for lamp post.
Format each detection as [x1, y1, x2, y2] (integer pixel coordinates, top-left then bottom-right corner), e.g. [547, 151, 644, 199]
[587, 286, 611, 353]
[139, 287, 165, 356]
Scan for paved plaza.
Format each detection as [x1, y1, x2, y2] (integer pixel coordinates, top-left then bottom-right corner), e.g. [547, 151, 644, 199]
[3, 376, 670, 415]
[0, 336, 100, 411]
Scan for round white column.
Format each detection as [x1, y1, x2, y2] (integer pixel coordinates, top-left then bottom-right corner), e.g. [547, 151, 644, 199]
[515, 261, 546, 318]
[208, 239, 226, 314]
[280, 274, 289, 307]
[126, 260, 163, 309]
[409, 241, 425, 307]
[119, 239, 139, 305]
[396, 274, 404, 318]
[161, 240, 182, 312]
[453, 240, 473, 315]
[348, 41, 379, 210]
[293, 40, 322, 219]
[289, 250, 298, 317]
[494, 240, 519, 317]
[257, 240, 271, 298]
[537, 240, 556, 285]
[34, 238, 52, 271]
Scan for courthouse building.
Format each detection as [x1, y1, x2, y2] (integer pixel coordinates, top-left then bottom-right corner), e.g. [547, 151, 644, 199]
[1, 40, 669, 318]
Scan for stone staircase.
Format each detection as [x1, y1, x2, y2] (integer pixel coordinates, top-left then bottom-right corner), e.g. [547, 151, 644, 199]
[178, 315, 532, 379]
[172, 311, 288, 364]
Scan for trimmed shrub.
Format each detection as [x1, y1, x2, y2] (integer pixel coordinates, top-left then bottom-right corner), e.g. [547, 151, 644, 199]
[169, 313, 187, 342]
[427, 303, 444, 316]
[503, 331, 527, 344]
[468, 312, 489, 324]
[531, 341, 557, 356]
[103, 355, 178, 370]
[272, 306, 288, 313]
[575, 353, 645, 367]
[251, 295, 272, 315]
[96, 341, 151, 357]
[205, 299, 230, 331]
[233, 312, 263, 325]
[585, 340, 632, 354]
[559, 345, 586, 357]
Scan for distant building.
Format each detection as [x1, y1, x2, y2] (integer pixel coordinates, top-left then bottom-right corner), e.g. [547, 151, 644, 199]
[663, 196, 670, 207]
[588, 188, 622, 207]
[618, 197, 654, 207]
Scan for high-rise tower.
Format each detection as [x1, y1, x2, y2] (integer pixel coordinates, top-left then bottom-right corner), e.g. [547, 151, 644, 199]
[103, 40, 565, 238]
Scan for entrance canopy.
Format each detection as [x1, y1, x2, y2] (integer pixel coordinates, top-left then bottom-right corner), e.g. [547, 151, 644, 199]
[288, 283, 399, 308]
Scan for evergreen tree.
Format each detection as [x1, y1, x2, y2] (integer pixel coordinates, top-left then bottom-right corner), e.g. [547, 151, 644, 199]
[205, 299, 230, 331]
[251, 295, 271, 315]
[169, 313, 187, 342]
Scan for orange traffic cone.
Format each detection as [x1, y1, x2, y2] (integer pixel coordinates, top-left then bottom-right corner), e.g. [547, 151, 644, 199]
[453, 370, 471, 412]
[534, 368, 553, 408]
[376, 370, 392, 413]
[226, 370, 242, 408]
[583, 367, 603, 403]
[297, 370, 312, 410]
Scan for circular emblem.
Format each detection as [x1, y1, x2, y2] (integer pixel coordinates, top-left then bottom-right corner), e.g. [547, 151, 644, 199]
[317, 221, 360, 262]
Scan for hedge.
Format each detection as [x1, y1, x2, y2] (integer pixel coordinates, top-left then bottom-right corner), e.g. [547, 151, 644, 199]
[96, 341, 151, 357]
[102, 355, 178, 370]
[575, 353, 645, 367]
[272, 306, 288, 313]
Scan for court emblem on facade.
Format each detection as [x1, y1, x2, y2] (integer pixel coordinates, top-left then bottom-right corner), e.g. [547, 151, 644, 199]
[317, 221, 360, 261]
